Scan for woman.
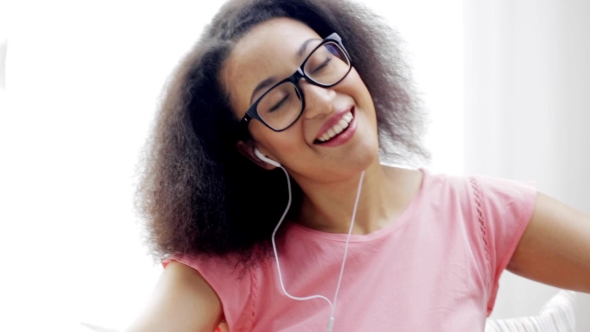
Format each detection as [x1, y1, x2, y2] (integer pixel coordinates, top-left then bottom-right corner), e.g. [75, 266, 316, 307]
[129, 0, 590, 330]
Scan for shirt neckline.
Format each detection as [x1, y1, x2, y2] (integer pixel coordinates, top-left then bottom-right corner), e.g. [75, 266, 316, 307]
[287, 167, 429, 243]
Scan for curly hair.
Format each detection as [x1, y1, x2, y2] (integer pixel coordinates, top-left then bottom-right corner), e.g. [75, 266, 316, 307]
[137, 0, 430, 268]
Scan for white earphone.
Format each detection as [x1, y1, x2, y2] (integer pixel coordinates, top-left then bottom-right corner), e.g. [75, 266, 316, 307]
[254, 148, 282, 168]
[253, 145, 365, 332]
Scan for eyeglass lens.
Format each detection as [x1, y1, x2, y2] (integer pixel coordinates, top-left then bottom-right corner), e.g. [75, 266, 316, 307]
[256, 41, 351, 130]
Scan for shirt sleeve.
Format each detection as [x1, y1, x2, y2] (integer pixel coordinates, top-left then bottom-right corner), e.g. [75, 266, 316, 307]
[469, 175, 538, 315]
[162, 253, 255, 330]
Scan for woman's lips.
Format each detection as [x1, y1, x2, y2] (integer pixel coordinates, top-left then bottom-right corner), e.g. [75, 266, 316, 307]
[314, 107, 357, 147]
[315, 106, 354, 140]
[315, 106, 354, 141]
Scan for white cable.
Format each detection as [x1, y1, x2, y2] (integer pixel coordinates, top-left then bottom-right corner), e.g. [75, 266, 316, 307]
[271, 167, 365, 332]
[271, 167, 333, 306]
[331, 170, 365, 314]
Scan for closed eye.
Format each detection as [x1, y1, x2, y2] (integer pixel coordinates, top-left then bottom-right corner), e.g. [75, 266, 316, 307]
[310, 56, 333, 74]
[269, 94, 290, 113]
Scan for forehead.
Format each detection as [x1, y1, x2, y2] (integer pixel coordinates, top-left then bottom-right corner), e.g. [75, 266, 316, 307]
[222, 18, 322, 115]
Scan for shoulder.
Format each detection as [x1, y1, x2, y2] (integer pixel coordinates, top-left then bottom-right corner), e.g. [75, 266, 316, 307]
[162, 261, 223, 313]
[415, 169, 537, 219]
[164, 259, 219, 294]
[395, 166, 471, 201]
[125, 260, 223, 332]
[383, 165, 425, 196]
[164, 254, 259, 330]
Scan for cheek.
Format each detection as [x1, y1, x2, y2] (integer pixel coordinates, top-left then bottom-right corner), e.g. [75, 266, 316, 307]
[338, 69, 373, 104]
[250, 121, 307, 158]
[342, 71, 378, 133]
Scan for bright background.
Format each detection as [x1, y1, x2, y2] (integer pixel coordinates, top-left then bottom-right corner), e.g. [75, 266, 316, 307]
[0, 0, 588, 331]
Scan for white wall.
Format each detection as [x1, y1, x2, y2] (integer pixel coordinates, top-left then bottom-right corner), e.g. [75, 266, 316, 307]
[362, 0, 464, 175]
[0, 0, 463, 331]
[464, 0, 590, 330]
[0, 1, 226, 330]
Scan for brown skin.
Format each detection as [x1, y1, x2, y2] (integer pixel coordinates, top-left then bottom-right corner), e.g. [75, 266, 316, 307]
[226, 18, 421, 235]
[125, 261, 224, 332]
[508, 193, 590, 293]
[127, 17, 590, 332]
[227, 18, 380, 180]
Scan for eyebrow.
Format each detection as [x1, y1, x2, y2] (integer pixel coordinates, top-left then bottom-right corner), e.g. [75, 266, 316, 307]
[250, 76, 279, 104]
[249, 38, 320, 104]
[297, 38, 318, 57]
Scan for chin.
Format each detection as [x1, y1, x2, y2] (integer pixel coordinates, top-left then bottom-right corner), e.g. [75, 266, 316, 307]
[347, 138, 380, 171]
[358, 147, 380, 169]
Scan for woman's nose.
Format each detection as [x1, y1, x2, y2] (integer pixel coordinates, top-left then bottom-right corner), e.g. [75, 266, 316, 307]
[300, 81, 336, 119]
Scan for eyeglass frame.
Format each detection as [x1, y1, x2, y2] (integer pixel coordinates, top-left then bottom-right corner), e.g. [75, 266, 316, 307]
[238, 32, 353, 134]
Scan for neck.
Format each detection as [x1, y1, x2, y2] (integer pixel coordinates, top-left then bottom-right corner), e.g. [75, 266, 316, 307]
[293, 161, 420, 235]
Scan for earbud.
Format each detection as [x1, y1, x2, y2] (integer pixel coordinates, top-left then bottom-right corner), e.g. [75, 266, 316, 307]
[254, 148, 281, 168]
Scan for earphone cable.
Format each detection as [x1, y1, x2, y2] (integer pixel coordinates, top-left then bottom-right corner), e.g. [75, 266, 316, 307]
[271, 166, 365, 332]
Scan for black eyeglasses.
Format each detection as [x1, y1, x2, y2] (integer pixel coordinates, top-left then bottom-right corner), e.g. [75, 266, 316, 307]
[239, 33, 353, 133]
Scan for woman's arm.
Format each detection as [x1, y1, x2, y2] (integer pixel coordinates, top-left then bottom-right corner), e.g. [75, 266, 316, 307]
[125, 260, 224, 332]
[508, 192, 590, 293]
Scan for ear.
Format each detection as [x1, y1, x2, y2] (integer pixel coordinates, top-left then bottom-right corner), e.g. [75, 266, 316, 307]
[236, 140, 277, 170]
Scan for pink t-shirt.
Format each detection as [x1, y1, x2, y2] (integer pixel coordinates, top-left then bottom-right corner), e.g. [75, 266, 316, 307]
[164, 169, 537, 331]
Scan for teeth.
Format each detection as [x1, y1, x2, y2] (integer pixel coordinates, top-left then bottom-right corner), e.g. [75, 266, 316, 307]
[318, 111, 354, 142]
[343, 112, 353, 123]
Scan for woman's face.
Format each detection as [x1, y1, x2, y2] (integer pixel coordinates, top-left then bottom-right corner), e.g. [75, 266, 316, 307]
[223, 18, 380, 182]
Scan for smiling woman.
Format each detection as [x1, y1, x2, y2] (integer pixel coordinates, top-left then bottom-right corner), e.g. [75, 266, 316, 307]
[136, 0, 429, 266]
[228, 19, 381, 188]
[127, 0, 590, 331]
